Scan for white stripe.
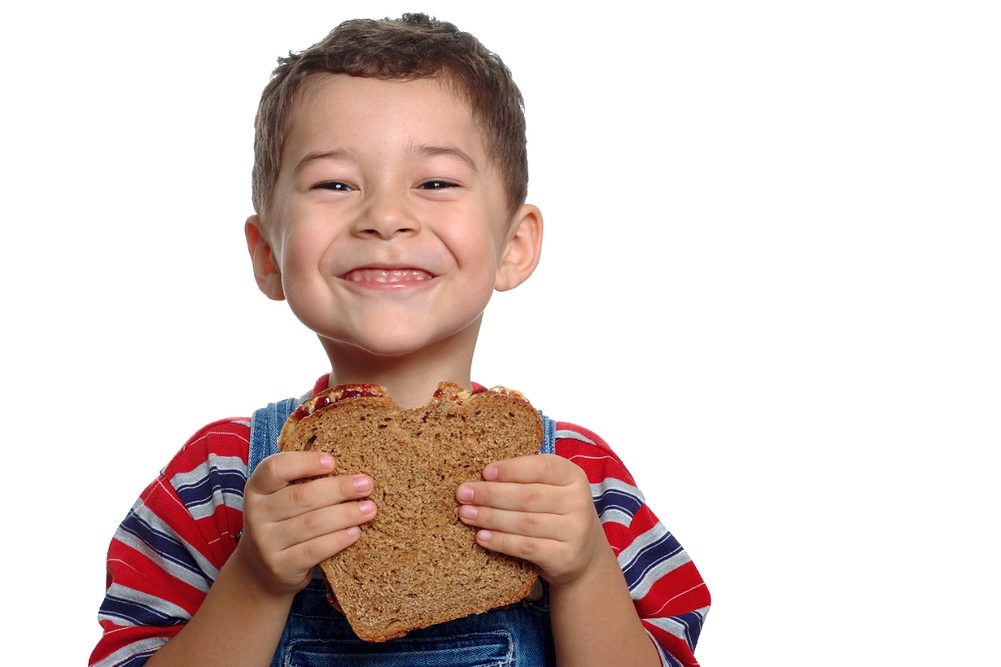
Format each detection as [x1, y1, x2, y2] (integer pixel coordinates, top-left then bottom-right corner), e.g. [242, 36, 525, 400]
[554, 428, 596, 445]
[628, 550, 693, 600]
[113, 526, 212, 595]
[645, 615, 691, 641]
[618, 522, 672, 570]
[152, 478, 221, 581]
[647, 584, 711, 617]
[169, 454, 246, 489]
[169, 454, 246, 520]
[91, 636, 167, 667]
[591, 475, 646, 526]
[98, 583, 191, 625]
[591, 477, 647, 505]
[189, 427, 250, 445]
[599, 507, 634, 526]
[644, 627, 674, 667]
[119, 491, 219, 592]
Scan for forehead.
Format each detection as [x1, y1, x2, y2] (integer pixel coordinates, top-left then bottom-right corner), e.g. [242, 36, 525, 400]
[283, 74, 489, 167]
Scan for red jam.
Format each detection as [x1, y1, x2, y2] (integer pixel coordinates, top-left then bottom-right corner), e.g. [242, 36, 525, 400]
[291, 384, 385, 421]
[338, 386, 378, 400]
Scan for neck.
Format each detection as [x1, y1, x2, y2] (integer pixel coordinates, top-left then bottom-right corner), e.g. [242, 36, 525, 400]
[319, 325, 480, 409]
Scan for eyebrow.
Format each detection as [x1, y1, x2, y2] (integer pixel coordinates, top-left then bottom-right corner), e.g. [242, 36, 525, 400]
[412, 144, 478, 172]
[292, 144, 479, 175]
[293, 148, 358, 176]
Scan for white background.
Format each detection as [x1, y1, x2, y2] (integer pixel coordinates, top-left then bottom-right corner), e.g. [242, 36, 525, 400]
[2, 1, 998, 664]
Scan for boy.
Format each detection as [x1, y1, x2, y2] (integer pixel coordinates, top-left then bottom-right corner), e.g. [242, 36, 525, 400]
[91, 14, 709, 667]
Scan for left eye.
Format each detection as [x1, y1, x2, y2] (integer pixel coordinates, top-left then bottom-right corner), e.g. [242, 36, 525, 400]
[419, 180, 457, 190]
[316, 181, 354, 192]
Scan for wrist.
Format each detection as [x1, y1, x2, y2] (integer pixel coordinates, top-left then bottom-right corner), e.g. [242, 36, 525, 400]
[548, 532, 620, 594]
[227, 540, 303, 606]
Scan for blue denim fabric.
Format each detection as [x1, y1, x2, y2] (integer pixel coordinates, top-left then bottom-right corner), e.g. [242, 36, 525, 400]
[249, 396, 558, 666]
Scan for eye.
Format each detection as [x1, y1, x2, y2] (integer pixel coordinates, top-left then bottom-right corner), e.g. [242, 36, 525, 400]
[315, 181, 354, 192]
[418, 179, 458, 191]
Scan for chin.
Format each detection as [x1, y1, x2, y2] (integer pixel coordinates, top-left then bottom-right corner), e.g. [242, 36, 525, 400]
[321, 322, 481, 361]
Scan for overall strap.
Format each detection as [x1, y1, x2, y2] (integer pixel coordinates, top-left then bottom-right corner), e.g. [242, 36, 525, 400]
[539, 412, 557, 455]
[248, 397, 303, 477]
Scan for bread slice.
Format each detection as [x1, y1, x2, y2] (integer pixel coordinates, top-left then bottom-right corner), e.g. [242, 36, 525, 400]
[278, 381, 542, 642]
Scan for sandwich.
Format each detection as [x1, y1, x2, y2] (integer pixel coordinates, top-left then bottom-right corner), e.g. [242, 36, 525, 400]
[278, 381, 542, 641]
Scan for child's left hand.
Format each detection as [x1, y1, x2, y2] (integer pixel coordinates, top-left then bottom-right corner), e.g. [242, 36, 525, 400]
[456, 454, 609, 589]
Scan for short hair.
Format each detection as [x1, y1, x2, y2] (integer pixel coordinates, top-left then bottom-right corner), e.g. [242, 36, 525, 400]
[252, 13, 528, 218]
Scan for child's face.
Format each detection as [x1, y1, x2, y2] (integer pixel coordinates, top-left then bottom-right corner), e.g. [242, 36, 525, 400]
[249, 74, 538, 359]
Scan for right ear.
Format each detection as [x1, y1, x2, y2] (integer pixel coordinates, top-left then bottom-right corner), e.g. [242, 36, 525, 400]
[244, 215, 285, 301]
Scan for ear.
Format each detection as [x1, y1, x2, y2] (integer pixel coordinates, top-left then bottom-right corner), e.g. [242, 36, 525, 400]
[495, 204, 543, 292]
[244, 215, 285, 301]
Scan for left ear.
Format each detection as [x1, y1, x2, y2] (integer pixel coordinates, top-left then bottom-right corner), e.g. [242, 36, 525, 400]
[495, 204, 543, 292]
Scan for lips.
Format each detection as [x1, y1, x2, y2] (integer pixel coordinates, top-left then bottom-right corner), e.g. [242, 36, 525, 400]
[342, 268, 434, 285]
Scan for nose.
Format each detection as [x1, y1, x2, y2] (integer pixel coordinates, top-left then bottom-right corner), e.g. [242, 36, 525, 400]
[352, 187, 419, 240]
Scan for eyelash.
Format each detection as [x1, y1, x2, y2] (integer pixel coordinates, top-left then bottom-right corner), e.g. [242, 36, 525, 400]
[313, 180, 457, 192]
[315, 181, 354, 192]
[419, 180, 457, 190]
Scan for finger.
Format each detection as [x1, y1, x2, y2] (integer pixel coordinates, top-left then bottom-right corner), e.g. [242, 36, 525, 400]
[482, 454, 582, 486]
[275, 498, 377, 547]
[456, 481, 562, 513]
[458, 505, 566, 541]
[472, 528, 560, 565]
[248, 451, 336, 495]
[269, 473, 374, 522]
[280, 525, 366, 571]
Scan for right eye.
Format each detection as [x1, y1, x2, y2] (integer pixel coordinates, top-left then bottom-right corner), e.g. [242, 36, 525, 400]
[315, 181, 354, 192]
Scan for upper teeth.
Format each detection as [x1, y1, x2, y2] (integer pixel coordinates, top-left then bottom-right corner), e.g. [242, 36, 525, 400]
[347, 269, 432, 282]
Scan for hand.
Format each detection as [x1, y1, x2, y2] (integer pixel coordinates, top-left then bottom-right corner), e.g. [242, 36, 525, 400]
[455, 454, 609, 588]
[234, 451, 377, 598]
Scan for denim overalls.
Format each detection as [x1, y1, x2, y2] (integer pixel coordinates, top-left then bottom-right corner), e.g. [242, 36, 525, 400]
[249, 397, 558, 667]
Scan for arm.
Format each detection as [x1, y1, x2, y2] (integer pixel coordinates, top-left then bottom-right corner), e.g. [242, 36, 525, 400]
[457, 455, 660, 665]
[148, 451, 376, 666]
[92, 439, 376, 667]
[457, 427, 710, 666]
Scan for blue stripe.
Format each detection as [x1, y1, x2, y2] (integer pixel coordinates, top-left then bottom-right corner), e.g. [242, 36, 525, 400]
[100, 594, 185, 628]
[663, 650, 683, 667]
[676, 610, 705, 649]
[621, 531, 684, 590]
[119, 511, 209, 586]
[116, 650, 156, 667]
[594, 487, 643, 519]
[174, 468, 245, 510]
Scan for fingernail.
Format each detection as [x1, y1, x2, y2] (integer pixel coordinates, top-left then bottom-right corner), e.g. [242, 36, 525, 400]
[346, 526, 361, 537]
[477, 530, 493, 543]
[319, 454, 334, 470]
[353, 476, 373, 492]
[358, 500, 376, 514]
[483, 465, 499, 480]
[459, 505, 478, 520]
[457, 485, 474, 502]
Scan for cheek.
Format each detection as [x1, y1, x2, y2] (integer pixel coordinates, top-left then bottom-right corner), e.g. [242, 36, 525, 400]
[282, 216, 331, 265]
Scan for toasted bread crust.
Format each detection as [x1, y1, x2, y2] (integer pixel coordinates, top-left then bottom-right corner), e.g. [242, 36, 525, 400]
[278, 382, 542, 642]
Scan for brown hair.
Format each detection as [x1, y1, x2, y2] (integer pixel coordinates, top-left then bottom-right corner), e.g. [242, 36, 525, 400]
[252, 13, 527, 218]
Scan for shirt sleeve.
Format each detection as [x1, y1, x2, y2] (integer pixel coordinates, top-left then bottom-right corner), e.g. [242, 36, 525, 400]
[553, 422, 711, 667]
[89, 419, 251, 667]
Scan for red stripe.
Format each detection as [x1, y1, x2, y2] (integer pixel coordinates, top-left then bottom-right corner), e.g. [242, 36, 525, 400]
[108, 541, 208, 615]
[643, 622, 701, 667]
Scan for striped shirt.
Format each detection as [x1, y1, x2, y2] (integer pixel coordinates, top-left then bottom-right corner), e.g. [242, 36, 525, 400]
[91, 379, 710, 666]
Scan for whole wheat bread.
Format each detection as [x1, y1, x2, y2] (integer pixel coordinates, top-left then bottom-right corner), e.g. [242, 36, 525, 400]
[277, 382, 542, 642]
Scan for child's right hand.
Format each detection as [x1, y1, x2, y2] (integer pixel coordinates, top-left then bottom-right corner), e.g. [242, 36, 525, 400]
[234, 451, 377, 598]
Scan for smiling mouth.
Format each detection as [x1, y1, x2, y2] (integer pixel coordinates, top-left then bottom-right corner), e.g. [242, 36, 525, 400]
[342, 268, 434, 286]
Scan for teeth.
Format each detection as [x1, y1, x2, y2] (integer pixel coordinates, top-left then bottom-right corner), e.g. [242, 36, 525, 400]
[347, 269, 432, 283]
